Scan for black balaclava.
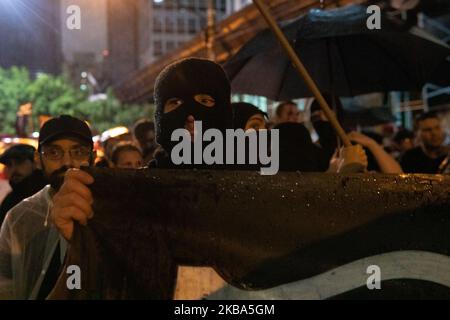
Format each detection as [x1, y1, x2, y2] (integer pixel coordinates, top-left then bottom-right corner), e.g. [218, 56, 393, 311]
[154, 58, 232, 155]
[232, 102, 268, 130]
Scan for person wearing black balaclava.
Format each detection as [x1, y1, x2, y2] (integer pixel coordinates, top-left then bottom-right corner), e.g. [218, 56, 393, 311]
[151, 58, 240, 299]
[47, 58, 235, 300]
[151, 58, 232, 169]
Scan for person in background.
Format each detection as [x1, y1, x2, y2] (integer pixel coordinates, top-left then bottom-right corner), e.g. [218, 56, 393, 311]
[275, 122, 329, 172]
[400, 112, 448, 174]
[274, 95, 341, 172]
[0, 115, 96, 299]
[275, 122, 367, 173]
[0, 171, 11, 206]
[391, 129, 415, 161]
[309, 95, 342, 164]
[0, 144, 47, 224]
[274, 101, 300, 125]
[110, 142, 143, 169]
[95, 128, 131, 168]
[232, 102, 268, 131]
[133, 119, 158, 164]
[231, 102, 269, 171]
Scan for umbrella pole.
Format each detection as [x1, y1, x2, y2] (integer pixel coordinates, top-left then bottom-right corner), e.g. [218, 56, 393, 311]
[252, 0, 352, 147]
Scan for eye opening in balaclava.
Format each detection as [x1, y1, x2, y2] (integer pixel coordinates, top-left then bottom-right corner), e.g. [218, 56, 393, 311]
[154, 58, 232, 153]
[164, 94, 216, 114]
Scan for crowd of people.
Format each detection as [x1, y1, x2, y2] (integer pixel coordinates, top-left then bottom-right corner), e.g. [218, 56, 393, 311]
[0, 57, 448, 299]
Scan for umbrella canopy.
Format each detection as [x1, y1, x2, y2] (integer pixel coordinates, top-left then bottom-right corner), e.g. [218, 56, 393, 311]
[339, 93, 396, 127]
[342, 106, 396, 127]
[224, 4, 450, 101]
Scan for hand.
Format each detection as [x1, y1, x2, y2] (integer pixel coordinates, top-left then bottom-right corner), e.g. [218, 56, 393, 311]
[347, 131, 377, 148]
[327, 149, 340, 173]
[338, 144, 368, 173]
[51, 169, 94, 241]
[184, 115, 195, 140]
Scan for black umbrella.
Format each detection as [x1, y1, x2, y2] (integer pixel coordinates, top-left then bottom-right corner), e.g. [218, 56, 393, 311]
[225, 4, 450, 101]
[342, 105, 396, 127]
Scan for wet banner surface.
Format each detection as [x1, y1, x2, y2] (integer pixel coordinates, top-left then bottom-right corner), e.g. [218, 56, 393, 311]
[50, 168, 450, 299]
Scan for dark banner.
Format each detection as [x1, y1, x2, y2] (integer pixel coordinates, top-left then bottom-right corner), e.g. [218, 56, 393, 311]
[51, 169, 450, 299]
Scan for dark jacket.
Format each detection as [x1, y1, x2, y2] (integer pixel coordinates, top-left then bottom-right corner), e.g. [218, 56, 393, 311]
[0, 170, 48, 225]
[400, 146, 447, 174]
[276, 122, 336, 172]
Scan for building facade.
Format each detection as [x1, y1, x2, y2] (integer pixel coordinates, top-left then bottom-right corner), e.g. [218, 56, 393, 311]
[60, 0, 109, 91]
[148, 0, 228, 63]
[225, 0, 251, 16]
[60, 0, 152, 88]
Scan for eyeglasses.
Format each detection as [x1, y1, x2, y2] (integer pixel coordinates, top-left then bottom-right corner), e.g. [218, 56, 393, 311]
[41, 145, 92, 161]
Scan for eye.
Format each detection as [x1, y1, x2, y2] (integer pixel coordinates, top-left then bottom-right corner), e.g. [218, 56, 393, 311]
[72, 149, 82, 157]
[245, 120, 263, 131]
[164, 98, 183, 113]
[71, 148, 83, 157]
[46, 147, 62, 157]
[194, 94, 215, 107]
[245, 115, 266, 131]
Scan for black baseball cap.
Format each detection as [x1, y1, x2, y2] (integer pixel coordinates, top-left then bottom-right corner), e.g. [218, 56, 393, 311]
[38, 115, 93, 149]
[0, 144, 36, 165]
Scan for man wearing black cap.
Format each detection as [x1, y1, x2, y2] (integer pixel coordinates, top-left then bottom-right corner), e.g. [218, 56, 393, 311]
[35, 115, 95, 190]
[0, 115, 95, 299]
[0, 144, 47, 224]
